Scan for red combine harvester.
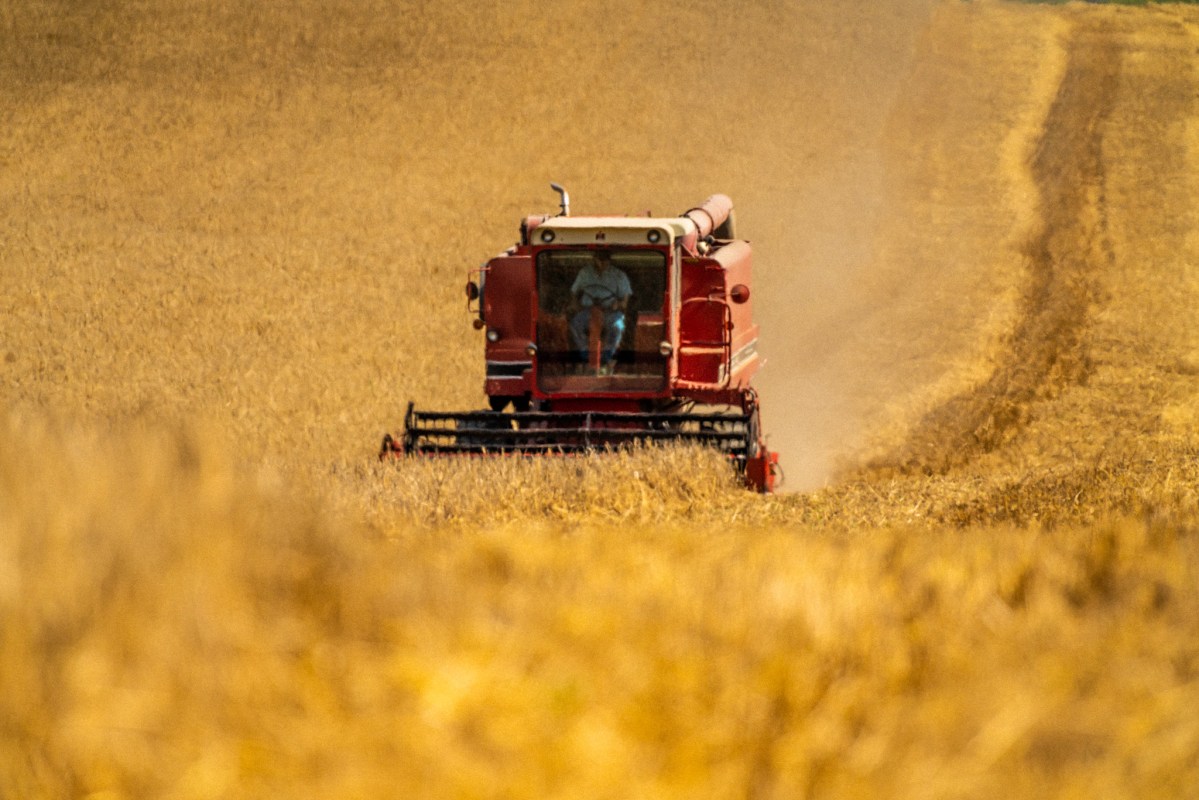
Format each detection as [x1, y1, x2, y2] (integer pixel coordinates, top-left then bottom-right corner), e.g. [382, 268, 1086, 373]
[380, 185, 780, 492]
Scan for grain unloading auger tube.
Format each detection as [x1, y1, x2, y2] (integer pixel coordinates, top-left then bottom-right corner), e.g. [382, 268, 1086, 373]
[378, 186, 781, 492]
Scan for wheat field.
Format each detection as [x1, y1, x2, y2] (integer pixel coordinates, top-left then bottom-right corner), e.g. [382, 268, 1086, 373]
[3, 1, 1199, 797]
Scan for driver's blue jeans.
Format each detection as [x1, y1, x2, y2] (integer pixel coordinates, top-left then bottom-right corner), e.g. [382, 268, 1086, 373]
[570, 309, 625, 363]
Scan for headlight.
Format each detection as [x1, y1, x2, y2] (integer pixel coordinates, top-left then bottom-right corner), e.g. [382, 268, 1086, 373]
[658, 341, 673, 357]
[525, 343, 538, 357]
[486, 328, 501, 343]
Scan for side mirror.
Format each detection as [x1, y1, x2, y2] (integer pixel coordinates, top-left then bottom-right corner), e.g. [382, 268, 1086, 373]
[465, 281, 480, 301]
[730, 284, 750, 304]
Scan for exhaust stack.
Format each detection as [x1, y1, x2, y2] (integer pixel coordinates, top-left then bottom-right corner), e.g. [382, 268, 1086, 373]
[550, 182, 570, 216]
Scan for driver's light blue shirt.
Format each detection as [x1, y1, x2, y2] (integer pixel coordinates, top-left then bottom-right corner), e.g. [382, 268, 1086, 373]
[571, 264, 633, 307]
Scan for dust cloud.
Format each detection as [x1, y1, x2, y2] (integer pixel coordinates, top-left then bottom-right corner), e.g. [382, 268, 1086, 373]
[733, 6, 936, 491]
[751, 153, 894, 491]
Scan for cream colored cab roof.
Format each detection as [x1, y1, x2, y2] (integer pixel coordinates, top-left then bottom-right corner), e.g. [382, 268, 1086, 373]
[533, 215, 697, 247]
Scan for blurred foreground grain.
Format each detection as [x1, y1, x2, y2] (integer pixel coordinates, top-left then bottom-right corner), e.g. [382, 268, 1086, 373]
[2, 415, 1198, 798]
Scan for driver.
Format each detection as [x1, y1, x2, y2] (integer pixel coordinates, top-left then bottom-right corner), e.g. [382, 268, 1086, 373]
[569, 250, 633, 370]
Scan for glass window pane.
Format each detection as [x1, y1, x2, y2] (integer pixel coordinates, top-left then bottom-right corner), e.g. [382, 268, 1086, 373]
[536, 249, 668, 392]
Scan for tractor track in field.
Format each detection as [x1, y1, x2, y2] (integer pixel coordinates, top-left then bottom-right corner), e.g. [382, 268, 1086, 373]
[872, 18, 1122, 477]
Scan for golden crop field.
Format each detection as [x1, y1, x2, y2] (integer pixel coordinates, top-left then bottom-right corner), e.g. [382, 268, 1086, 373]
[3, 1, 1199, 797]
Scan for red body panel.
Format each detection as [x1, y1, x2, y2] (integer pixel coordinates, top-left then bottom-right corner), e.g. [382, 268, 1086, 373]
[482, 255, 535, 398]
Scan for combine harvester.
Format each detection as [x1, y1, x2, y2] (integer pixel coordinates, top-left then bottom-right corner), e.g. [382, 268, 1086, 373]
[380, 185, 780, 492]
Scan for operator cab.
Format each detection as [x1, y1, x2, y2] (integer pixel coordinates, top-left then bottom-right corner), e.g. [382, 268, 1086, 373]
[534, 247, 669, 394]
